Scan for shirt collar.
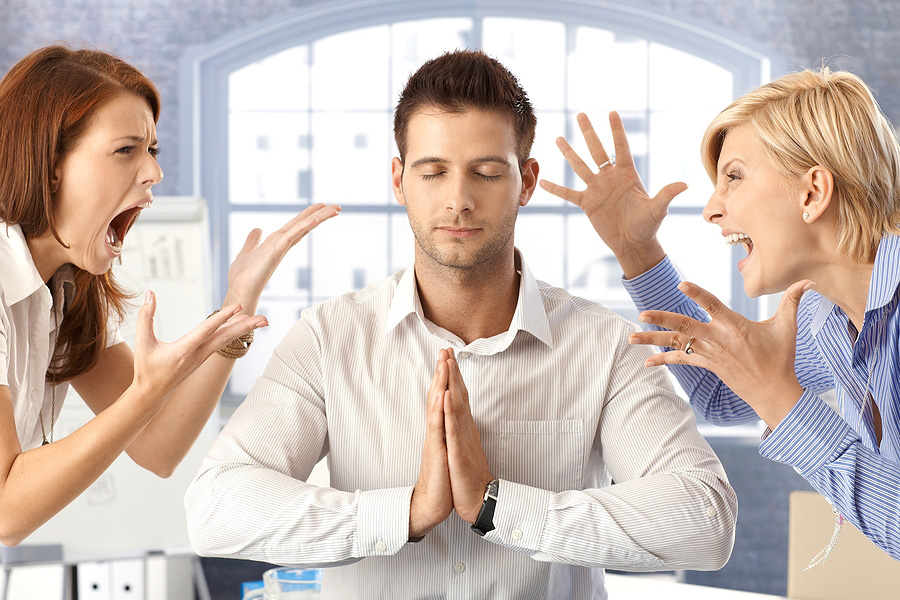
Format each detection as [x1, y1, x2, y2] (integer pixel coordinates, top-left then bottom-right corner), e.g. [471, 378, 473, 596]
[865, 233, 900, 314]
[810, 233, 900, 335]
[0, 223, 46, 306]
[384, 249, 553, 349]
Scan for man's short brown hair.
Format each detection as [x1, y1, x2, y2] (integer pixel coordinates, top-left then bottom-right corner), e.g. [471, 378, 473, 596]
[393, 50, 536, 165]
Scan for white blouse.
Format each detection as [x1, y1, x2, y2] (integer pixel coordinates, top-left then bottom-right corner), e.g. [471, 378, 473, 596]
[0, 223, 121, 450]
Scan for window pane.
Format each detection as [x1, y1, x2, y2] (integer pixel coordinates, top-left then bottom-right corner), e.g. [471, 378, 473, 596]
[565, 213, 629, 306]
[568, 28, 648, 112]
[391, 18, 474, 104]
[312, 26, 391, 110]
[657, 212, 733, 305]
[390, 212, 415, 273]
[530, 111, 565, 206]
[648, 42, 732, 113]
[230, 45, 309, 111]
[515, 213, 564, 289]
[310, 212, 389, 298]
[229, 112, 311, 204]
[310, 112, 392, 205]
[482, 18, 566, 110]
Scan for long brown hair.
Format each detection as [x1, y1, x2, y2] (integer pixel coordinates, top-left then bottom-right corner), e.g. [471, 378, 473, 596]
[0, 45, 161, 382]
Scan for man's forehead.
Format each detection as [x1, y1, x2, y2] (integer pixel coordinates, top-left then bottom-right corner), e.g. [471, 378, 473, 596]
[403, 107, 518, 160]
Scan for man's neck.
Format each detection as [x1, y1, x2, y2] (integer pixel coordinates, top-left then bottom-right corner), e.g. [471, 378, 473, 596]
[414, 250, 520, 345]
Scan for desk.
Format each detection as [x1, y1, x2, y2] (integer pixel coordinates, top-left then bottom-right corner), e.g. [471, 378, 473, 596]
[604, 574, 788, 599]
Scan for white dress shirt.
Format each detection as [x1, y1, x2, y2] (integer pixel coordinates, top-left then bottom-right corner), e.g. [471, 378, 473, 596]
[185, 252, 737, 600]
[0, 223, 122, 450]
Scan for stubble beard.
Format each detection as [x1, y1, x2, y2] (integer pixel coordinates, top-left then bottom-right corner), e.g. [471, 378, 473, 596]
[408, 206, 519, 273]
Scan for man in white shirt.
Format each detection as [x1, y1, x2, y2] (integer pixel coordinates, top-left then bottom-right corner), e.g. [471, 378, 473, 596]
[185, 50, 737, 599]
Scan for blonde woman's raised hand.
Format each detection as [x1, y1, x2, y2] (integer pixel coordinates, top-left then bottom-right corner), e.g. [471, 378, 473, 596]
[224, 203, 341, 313]
[539, 112, 687, 278]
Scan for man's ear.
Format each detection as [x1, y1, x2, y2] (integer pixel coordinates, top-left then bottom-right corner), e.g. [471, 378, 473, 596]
[391, 157, 406, 206]
[800, 165, 834, 223]
[519, 158, 539, 207]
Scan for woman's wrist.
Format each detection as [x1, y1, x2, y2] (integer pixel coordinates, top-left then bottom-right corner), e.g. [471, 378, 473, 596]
[615, 240, 667, 280]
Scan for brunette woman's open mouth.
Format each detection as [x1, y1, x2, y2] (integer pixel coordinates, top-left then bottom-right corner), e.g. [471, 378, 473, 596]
[106, 199, 152, 255]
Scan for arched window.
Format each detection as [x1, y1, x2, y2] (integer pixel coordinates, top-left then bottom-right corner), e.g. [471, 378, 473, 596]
[180, 0, 781, 400]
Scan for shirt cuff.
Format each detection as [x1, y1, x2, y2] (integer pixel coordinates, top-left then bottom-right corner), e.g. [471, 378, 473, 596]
[621, 256, 687, 313]
[758, 390, 858, 476]
[356, 486, 414, 557]
[483, 479, 551, 554]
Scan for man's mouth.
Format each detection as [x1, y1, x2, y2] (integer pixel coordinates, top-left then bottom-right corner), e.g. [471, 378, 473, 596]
[106, 200, 152, 255]
[438, 226, 481, 238]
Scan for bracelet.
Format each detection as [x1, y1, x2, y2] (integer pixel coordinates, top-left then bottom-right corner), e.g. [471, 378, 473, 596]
[209, 310, 254, 359]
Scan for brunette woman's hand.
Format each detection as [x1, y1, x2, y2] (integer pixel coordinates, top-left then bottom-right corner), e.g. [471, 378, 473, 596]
[130, 291, 268, 400]
[627, 280, 812, 429]
[539, 112, 686, 278]
[223, 203, 341, 314]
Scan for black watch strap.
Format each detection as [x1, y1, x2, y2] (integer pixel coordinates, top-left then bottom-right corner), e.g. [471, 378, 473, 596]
[471, 479, 499, 536]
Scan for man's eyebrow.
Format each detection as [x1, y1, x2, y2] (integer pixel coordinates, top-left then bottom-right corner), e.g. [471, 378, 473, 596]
[471, 156, 510, 166]
[410, 157, 446, 168]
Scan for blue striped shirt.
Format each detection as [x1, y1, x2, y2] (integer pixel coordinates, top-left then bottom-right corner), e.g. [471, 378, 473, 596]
[622, 234, 900, 560]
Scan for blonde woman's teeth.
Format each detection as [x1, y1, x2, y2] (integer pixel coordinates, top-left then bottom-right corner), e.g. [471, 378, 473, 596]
[725, 233, 751, 245]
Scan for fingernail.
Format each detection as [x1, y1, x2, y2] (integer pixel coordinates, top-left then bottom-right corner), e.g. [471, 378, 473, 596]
[260, 319, 269, 327]
[678, 282, 690, 293]
[627, 335, 638, 344]
[803, 281, 816, 292]
[638, 314, 652, 323]
[644, 359, 656, 367]
[144, 290, 152, 304]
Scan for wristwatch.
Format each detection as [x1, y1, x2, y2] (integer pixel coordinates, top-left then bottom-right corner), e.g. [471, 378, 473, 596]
[471, 479, 500, 536]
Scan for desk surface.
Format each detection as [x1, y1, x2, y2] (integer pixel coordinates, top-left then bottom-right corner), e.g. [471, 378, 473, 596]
[604, 574, 788, 599]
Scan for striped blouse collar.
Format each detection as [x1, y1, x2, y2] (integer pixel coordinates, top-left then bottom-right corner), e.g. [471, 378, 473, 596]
[810, 233, 900, 335]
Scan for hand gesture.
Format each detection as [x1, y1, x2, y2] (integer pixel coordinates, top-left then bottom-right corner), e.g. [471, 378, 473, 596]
[409, 350, 454, 539]
[539, 112, 686, 277]
[131, 292, 268, 401]
[225, 203, 341, 313]
[443, 349, 494, 524]
[628, 280, 811, 428]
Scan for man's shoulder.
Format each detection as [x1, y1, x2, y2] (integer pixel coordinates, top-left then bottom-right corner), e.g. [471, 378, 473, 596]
[535, 279, 634, 331]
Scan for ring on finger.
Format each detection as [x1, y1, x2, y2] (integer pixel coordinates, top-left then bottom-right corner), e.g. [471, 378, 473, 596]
[596, 156, 616, 172]
[684, 336, 696, 355]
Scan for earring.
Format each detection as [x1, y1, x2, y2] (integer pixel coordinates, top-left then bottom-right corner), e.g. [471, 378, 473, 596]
[803, 212, 809, 220]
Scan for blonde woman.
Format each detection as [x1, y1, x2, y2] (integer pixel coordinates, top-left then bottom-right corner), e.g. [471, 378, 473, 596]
[541, 68, 900, 561]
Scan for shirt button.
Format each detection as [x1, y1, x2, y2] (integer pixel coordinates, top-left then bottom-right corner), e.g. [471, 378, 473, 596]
[375, 541, 387, 552]
[706, 506, 717, 518]
[453, 562, 465, 573]
[511, 529, 523, 540]
[458, 351, 471, 359]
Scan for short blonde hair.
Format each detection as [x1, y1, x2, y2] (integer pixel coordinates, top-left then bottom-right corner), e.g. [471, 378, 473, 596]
[701, 68, 900, 262]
